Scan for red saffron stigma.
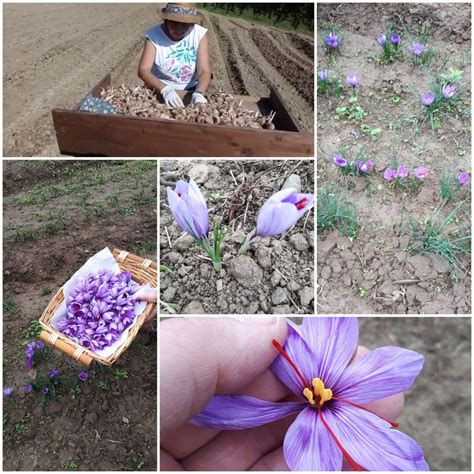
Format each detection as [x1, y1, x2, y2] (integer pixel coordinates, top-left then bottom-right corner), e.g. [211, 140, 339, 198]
[295, 197, 308, 210]
[333, 396, 399, 428]
[318, 406, 363, 471]
[272, 339, 309, 389]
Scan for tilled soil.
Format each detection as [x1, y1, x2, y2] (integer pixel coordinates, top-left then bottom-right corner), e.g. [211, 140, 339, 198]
[317, 3, 471, 314]
[160, 160, 315, 315]
[3, 160, 157, 470]
[3, 4, 314, 156]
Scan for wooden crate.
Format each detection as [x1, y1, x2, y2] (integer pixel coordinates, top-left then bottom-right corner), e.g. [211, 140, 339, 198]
[51, 74, 314, 157]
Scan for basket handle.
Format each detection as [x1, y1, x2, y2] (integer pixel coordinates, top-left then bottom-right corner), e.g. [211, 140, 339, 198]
[40, 330, 93, 366]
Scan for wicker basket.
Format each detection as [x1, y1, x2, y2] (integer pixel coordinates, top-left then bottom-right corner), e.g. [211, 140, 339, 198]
[39, 248, 157, 366]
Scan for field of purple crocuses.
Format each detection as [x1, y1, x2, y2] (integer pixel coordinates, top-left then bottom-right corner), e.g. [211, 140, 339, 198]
[317, 3, 471, 314]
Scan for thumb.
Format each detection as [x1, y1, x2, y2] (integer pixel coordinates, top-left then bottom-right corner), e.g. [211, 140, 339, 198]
[160, 316, 287, 437]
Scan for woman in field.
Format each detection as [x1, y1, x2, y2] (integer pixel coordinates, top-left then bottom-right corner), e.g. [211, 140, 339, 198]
[138, 3, 211, 108]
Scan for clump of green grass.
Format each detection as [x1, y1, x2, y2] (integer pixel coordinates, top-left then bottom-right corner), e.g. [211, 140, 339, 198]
[317, 187, 359, 238]
[4, 297, 19, 314]
[404, 201, 471, 272]
[25, 320, 42, 339]
[439, 170, 466, 203]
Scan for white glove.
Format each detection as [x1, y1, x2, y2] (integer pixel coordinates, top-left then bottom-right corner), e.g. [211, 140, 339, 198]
[191, 92, 208, 105]
[160, 86, 184, 108]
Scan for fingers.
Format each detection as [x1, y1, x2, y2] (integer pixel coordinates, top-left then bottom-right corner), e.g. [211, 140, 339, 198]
[180, 413, 296, 471]
[160, 317, 287, 438]
[160, 448, 183, 471]
[137, 288, 157, 303]
[162, 368, 291, 459]
[250, 447, 288, 471]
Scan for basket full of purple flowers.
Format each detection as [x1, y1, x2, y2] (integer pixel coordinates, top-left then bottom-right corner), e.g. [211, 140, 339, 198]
[38, 248, 156, 366]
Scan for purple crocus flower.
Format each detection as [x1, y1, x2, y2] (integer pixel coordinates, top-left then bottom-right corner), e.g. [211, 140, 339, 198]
[420, 92, 435, 106]
[346, 73, 358, 89]
[3, 387, 14, 397]
[377, 33, 387, 46]
[397, 166, 409, 179]
[333, 154, 347, 168]
[325, 32, 340, 49]
[442, 83, 456, 99]
[190, 318, 428, 471]
[23, 385, 33, 393]
[384, 168, 399, 181]
[413, 167, 430, 180]
[317, 69, 329, 81]
[48, 368, 59, 378]
[356, 160, 373, 173]
[79, 371, 89, 381]
[41, 387, 49, 395]
[391, 33, 401, 45]
[167, 179, 209, 241]
[458, 171, 469, 186]
[255, 188, 314, 237]
[25, 358, 33, 368]
[411, 43, 425, 56]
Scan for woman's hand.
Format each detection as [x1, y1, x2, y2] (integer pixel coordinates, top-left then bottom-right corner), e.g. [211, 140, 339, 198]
[161, 86, 185, 108]
[191, 92, 207, 105]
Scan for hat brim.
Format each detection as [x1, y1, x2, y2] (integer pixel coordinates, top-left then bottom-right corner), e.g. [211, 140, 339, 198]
[160, 9, 203, 24]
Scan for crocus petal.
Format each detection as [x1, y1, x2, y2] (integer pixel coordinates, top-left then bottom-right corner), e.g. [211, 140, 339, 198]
[283, 407, 342, 471]
[271, 321, 317, 395]
[323, 401, 429, 470]
[167, 187, 206, 239]
[335, 346, 424, 404]
[189, 395, 305, 430]
[301, 317, 359, 388]
[256, 202, 300, 237]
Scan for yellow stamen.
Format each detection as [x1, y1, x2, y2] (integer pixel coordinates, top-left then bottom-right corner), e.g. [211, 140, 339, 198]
[302, 378, 333, 406]
[303, 387, 315, 405]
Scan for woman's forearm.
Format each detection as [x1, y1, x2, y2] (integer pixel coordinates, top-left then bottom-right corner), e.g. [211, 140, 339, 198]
[138, 68, 167, 92]
[195, 70, 211, 93]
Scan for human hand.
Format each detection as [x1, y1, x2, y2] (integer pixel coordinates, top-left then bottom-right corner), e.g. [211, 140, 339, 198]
[191, 91, 207, 105]
[137, 288, 157, 330]
[160, 318, 404, 471]
[161, 85, 184, 108]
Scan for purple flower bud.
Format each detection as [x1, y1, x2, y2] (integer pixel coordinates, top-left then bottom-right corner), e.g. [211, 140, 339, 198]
[421, 92, 435, 106]
[411, 43, 425, 56]
[25, 347, 34, 358]
[333, 154, 348, 168]
[413, 167, 430, 180]
[458, 171, 469, 186]
[25, 358, 33, 368]
[317, 69, 329, 81]
[397, 166, 409, 179]
[390, 33, 400, 45]
[442, 83, 456, 99]
[384, 168, 399, 181]
[167, 180, 209, 240]
[356, 160, 373, 173]
[23, 385, 33, 393]
[255, 188, 314, 237]
[3, 387, 14, 397]
[48, 368, 59, 378]
[325, 32, 340, 49]
[36, 341, 44, 349]
[79, 371, 89, 381]
[41, 387, 49, 395]
[346, 73, 358, 89]
[377, 33, 387, 46]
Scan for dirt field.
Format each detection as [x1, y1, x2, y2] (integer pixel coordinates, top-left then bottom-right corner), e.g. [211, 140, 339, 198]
[3, 4, 314, 157]
[317, 3, 471, 314]
[160, 159, 314, 315]
[3, 160, 157, 470]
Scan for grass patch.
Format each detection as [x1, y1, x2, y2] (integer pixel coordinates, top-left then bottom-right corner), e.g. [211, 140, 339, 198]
[25, 320, 43, 339]
[133, 241, 157, 256]
[317, 187, 359, 238]
[4, 297, 19, 314]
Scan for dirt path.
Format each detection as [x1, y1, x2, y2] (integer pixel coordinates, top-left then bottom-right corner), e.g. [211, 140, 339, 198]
[3, 5, 314, 156]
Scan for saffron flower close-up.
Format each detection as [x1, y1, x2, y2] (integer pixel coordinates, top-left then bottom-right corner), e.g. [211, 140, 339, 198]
[79, 371, 89, 381]
[356, 160, 373, 173]
[411, 43, 425, 56]
[384, 168, 399, 181]
[3, 387, 14, 397]
[377, 33, 386, 46]
[255, 188, 314, 238]
[390, 33, 401, 45]
[421, 92, 435, 106]
[397, 166, 409, 179]
[190, 318, 428, 471]
[413, 167, 430, 180]
[442, 83, 456, 99]
[458, 171, 469, 186]
[333, 154, 348, 168]
[317, 69, 329, 81]
[346, 73, 358, 89]
[325, 32, 340, 49]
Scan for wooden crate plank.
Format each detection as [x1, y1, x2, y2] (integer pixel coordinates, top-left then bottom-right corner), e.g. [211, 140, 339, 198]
[52, 109, 313, 157]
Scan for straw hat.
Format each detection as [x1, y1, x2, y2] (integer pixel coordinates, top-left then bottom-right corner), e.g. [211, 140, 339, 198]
[160, 3, 203, 23]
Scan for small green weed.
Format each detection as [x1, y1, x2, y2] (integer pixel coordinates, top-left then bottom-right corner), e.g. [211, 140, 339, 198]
[25, 320, 42, 339]
[4, 297, 19, 314]
[114, 369, 129, 379]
